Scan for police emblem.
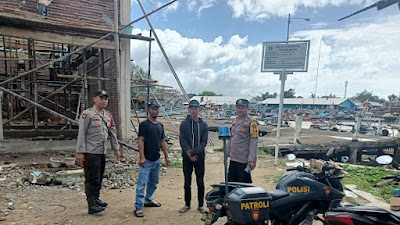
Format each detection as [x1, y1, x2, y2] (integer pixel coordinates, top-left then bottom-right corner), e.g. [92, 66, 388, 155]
[82, 114, 87, 119]
[324, 186, 331, 196]
[93, 115, 99, 118]
[243, 121, 249, 126]
[252, 211, 259, 221]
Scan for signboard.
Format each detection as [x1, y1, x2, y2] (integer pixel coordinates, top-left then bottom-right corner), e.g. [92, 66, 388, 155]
[261, 40, 310, 73]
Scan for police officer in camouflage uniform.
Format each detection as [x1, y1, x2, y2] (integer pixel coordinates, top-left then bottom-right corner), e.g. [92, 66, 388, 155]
[226, 99, 258, 183]
[76, 90, 120, 214]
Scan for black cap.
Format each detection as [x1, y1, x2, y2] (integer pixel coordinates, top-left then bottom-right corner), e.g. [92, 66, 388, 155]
[147, 100, 159, 108]
[188, 100, 200, 108]
[236, 99, 249, 107]
[94, 90, 108, 97]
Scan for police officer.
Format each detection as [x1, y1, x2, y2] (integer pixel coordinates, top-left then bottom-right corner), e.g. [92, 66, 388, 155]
[76, 90, 120, 214]
[226, 99, 258, 183]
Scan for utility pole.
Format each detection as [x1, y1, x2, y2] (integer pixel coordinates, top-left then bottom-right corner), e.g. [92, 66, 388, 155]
[344, 81, 348, 98]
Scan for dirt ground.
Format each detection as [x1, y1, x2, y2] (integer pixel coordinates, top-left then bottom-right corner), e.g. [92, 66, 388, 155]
[0, 120, 393, 225]
[0, 151, 283, 225]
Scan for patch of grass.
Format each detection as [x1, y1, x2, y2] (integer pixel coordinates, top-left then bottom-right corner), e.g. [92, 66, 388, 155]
[342, 165, 398, 203]
[214, 147, 224, 152]
[169, 159, 183, 168]
[167, 146, 173, 153]
[258, 145, 271, 156]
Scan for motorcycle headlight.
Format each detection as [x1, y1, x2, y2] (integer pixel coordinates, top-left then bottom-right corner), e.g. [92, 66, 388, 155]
[215, 204, 222, 210]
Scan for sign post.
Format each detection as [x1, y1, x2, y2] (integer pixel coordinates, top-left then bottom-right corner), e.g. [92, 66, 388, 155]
[261, 41, 310, 165]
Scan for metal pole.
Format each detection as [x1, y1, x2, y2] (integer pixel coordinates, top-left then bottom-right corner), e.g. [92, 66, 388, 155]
[314, 38, 321, 106]
[274, 72, 287, 165]
[137, 0, 189, 102]
[223, 139, 228, 195]
[147, 30, 152, 104]
[137, 0, 214, 146]
[286, 13, 291, 41]
[120, 0, 178, 30]
[132, 63, 180, 134]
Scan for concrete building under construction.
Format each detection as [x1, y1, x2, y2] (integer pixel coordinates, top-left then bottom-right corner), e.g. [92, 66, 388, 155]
[0, 0, 154, 143]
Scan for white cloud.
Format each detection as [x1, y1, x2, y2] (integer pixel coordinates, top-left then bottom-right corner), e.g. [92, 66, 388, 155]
[226, 0, 366, 21]
[131, 14, 400, 99]
[187, 0, 217, 15]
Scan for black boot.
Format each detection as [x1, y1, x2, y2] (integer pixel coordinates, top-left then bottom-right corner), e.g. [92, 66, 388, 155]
[88, 198, 105, 214]
[95, 199, 108, 207]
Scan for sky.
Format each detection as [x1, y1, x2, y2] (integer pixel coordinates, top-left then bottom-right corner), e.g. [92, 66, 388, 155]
[129, 0, 400, 100]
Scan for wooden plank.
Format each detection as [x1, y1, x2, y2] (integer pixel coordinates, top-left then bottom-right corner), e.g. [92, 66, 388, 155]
[57, 74, 110, 81]
[0, 26, 114, 49]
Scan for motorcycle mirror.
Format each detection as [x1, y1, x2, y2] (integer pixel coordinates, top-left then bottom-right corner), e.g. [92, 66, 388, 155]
[286, 154, 296, 161]
[326, 147, 335, 157]
[376, 155, 393, 165]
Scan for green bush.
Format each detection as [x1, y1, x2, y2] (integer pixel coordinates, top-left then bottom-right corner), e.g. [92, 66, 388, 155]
[342, 165, 398, 203]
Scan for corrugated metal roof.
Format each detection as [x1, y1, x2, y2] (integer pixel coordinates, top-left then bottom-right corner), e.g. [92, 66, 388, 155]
[190, 96, 251, 105]
[261, 98, 346, 106]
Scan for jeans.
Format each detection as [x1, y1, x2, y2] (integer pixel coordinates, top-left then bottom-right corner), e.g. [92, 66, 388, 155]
[183, 156, 205, 208]
[83, 153, 106, 201]
[135, 158, 160, 208]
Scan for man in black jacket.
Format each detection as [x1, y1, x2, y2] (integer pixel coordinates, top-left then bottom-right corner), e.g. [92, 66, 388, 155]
[179, 100, 208, 214]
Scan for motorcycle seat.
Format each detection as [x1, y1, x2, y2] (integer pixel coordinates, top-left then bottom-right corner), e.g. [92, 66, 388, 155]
[220, 182, 256, 188]
[267, 189, 290, 200]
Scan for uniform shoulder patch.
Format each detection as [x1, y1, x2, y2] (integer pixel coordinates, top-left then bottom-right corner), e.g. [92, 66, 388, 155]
[250, 120, 259, 138]
[82, 113, 87, 119]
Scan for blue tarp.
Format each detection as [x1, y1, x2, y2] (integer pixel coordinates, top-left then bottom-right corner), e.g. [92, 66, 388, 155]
[317, 113, 329, 118]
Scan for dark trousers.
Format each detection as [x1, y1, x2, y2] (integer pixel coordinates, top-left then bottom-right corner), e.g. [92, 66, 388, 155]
[84, 153, 106, 202]
[228, 160, 252, 183]
[183, 156, 205, 208]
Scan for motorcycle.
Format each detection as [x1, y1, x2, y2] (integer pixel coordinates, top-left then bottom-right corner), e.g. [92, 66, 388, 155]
[324, 174, 400, 225]
[202, 149, 346, 225]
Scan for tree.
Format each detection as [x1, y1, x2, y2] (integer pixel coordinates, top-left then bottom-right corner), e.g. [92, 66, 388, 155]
[284, 88, 296, 98]
[199, 91, 217, 96]
[352, 89, 385, 103]
[255, 92, 277, 100]
[388, 94, 398, 101]
[321, 93, 337, 98]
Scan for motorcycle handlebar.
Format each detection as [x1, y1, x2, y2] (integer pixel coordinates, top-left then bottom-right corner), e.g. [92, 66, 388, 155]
[286, 168, 298, 171]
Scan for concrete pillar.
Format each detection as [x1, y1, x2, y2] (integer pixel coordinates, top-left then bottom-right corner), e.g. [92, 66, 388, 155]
[394, 146, 400, 163]
[293, 115, 302, 144]
[349, 148, 358, 163]
[118, 0, 131, 141]
[352, 116, 361, 142]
